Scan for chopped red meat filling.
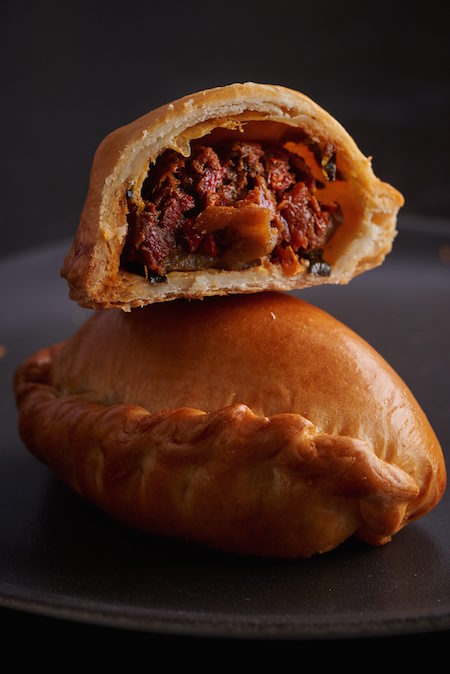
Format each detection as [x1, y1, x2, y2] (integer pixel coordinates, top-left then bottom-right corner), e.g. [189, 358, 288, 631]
[121, 140, 341, 278]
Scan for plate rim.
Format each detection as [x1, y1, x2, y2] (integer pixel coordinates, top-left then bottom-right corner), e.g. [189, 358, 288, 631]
[1, 584, 450, 639]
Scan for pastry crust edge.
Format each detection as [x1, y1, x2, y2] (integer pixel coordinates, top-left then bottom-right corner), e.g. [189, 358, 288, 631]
[61, 82, 404, 310]
[14, 345, 431, 559]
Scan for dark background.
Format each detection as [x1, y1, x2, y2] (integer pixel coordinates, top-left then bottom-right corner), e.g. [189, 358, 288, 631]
[2, 0, 450, 648]
[2, 0, 450, 258]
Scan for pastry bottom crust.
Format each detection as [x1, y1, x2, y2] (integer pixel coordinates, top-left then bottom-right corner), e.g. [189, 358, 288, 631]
[14, 345, 420, 558]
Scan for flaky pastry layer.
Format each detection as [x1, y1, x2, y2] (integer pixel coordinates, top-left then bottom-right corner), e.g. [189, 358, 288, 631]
[61, 83, 404, 310]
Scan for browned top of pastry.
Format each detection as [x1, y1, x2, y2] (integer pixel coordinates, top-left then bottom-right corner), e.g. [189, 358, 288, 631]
[50, 291, 433, 434]
[61, 83, 404, 309]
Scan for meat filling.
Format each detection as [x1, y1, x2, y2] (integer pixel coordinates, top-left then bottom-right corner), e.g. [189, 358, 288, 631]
[121, 141, 342, 279]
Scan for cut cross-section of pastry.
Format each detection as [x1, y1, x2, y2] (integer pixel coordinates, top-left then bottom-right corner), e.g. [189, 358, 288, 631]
[62, 83, 404, 309]
[14, 293, 446, 558]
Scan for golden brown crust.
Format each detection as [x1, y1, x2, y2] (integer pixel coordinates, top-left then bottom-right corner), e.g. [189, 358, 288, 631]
[14, 293, 445, 557]
[61, 83, 404, 310]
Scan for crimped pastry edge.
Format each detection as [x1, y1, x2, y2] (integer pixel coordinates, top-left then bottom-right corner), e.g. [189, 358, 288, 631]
[14, 345, 422, 558]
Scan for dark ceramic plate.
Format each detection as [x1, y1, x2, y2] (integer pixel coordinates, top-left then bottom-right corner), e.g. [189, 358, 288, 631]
[1, 214, 449, 639]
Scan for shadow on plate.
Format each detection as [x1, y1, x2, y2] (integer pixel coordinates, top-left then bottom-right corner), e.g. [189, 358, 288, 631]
[31, 473, 448, 624]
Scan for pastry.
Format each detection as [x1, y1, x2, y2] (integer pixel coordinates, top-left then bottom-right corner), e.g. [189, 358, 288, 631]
[61, 83, 404, 310]
[14, 292, 446, 558]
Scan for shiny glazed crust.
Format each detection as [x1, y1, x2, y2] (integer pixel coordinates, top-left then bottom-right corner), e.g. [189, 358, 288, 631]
[61, 83, 404, 310]
[14, 293, 446, 557]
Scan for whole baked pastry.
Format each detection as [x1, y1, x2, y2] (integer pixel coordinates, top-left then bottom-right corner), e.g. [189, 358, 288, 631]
[62, 83, 404, 310]
[14, 292, 446, 558]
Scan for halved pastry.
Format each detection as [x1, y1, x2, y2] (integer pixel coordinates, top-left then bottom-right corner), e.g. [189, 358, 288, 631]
[62, 83, 404, 309]
[14, 293, 445, 558]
